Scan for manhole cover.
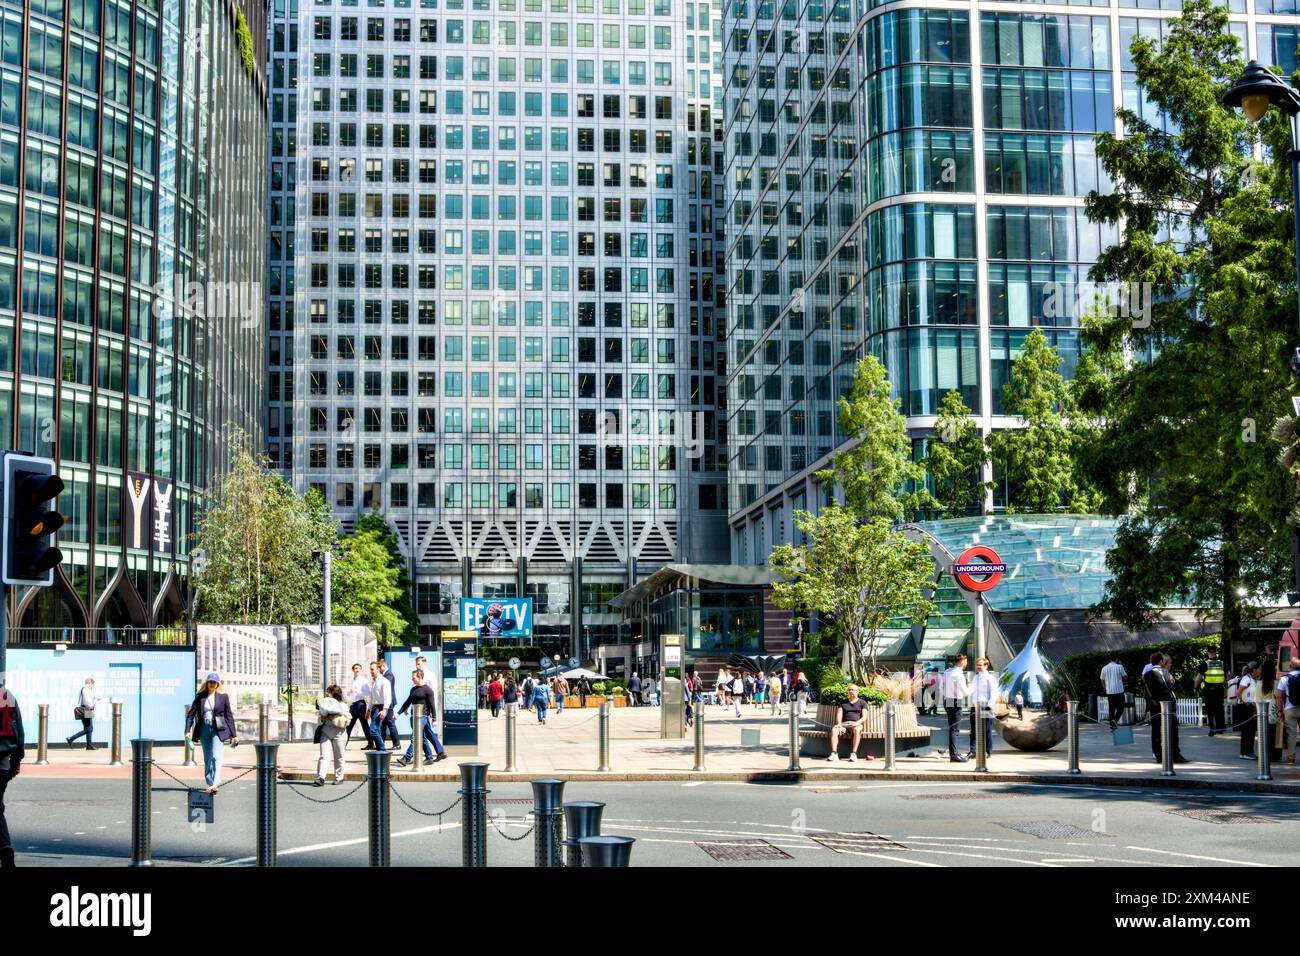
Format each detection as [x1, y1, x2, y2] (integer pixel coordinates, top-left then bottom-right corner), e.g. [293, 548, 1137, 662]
[696, 840, 793, 862]
[810, 831, 907, 853]
[901, 792, 1020, 801]
[997, 820, 1099, 840]
[1166, 807, 1274, 825]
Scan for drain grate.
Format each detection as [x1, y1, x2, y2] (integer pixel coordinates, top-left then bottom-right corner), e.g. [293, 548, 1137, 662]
[901, 792, 1021, 801]
[696, 840, 794, 862]
[810, 831, 907, 854]
[997, 820, 1099, 840]
[1166, 807, 1274, 825]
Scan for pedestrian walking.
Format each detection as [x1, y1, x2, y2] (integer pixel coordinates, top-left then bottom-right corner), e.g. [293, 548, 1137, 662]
[942, 654, 970, 763]
[185, 673, 238, 794]
[489, 673, 505, 717]
[647, 675, 659, 706]
[743, 673, 755, 706]
[1195, 646, 1227, 736]
[531, 675, 550, 724]
[553, 674, 569, 713]
[794, 670, 810, 716]
[1100, 654, 1127, 730]
[731, 673, 744, 717]
[521, 673, 535, 712]
[1275, 660, 1300, 764]
[577, 676, 590, 708]
[769, 672, 783, 716]
[395, 669, 447, 766]
[314, 685, 350, 786]
[1235, 661, 1262, 759]
[754, 673, 766, 708]
[1143, 652, 1188, 764]
[968, 658, 998, 757]
[376, 658, 402, 750]
[715, 667, 730, 707]
[628, 672, 643, 707]
[346, 662, 376, 749]
[367, 661, 395, 752]
[478, 678, 488, 711]
[66, 677, 99, 750]
[0, 685, 24, 868]
[503, 674, 519, 715]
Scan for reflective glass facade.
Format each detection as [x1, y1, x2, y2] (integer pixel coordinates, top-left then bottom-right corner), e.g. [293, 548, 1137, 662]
[723, 0, 1298, 559]
[290, 0, 728, 656]
[3, 0, 267, 630]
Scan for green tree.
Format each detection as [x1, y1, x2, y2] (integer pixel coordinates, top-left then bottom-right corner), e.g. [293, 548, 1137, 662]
[770, 506, 936, 686]
[820, 354, 933, 521]
[331, 528, 409, 644]
[989, 328, 1090, 514]
[1075, 0, 1293, 646]
[193, 440, 335, 626]
[924, 389, 988, 517]
[352, 511, 420, 636]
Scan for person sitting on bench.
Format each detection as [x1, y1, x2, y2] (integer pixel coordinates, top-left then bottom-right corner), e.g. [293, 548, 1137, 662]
[828, 685, 868, 762]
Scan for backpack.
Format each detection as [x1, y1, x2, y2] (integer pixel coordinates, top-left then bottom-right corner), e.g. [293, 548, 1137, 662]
[795, 676, 810, 693]
[1286, 672, 1300, 708]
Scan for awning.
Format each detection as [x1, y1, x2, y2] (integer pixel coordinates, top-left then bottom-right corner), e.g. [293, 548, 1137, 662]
[612, 564, 783, 608]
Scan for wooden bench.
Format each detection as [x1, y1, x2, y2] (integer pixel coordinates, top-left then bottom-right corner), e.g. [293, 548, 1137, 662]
[799, 703, 933, 758]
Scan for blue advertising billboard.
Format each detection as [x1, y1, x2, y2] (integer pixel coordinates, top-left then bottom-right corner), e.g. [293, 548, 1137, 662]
[460, 597, 532, 639]
[6, 646, 197, 742]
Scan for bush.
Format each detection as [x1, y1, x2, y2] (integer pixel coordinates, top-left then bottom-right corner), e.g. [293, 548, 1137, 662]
[1063, 634, 1220, 697]
[591, 682, 607, 695]
[818, 681, 889, 707]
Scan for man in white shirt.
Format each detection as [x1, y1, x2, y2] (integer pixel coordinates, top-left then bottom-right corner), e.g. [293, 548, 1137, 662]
[1100, 655, 1127, 730]
[1275, 662, 1300, 765]
[942, 654, 970, 763]
[346, 662, 375, 749]
[968, 658, 999, 757]
[367, 660, 395, 752]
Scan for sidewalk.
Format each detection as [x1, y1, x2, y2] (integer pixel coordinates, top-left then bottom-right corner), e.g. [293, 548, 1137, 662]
[21, 704, 1300, 793]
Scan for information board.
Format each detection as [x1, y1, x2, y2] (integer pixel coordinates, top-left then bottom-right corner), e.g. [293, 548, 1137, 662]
[440, 632, 478, 751]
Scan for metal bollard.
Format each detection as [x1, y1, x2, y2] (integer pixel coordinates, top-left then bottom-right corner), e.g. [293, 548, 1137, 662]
[181, 705, 196, 767]
[787, 701, 801, 771]
[531, 778, 565, 867]
[258, 701, 270, 743]
[974, 704, 988, 773]
[578, 834, 635, 867]
[693, 705, 705, 771]
[35, 703, 49, 765]
[1066, 700, 1081, 775]
[255, 742, 279, 867]
[129, 739, 153, 867]
[412, 703, 426, 772]
[884, 702, 897, 772]
[1160, 700, 1175, 777]
[561, 801, 604, 868]
[459, 762, 490, 867]
[1256, 700, 1272, 782]
[109, 701, 124, 767]
[366, 750, 392, 866]
[505, 703, 517, 772]
[597, 701, 611, 772]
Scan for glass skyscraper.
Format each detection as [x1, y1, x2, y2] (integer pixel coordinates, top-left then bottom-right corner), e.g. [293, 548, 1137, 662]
[723, 0, 1299, 561]
[290, 0, 728, 657]
[2, 0, 268, 633]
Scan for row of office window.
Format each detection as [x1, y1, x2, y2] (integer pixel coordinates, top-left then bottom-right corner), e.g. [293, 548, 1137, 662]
[314, 479, 679, 510]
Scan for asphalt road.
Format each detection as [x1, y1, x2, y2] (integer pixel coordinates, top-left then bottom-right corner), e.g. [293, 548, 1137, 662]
[7, 777, 1298, 867]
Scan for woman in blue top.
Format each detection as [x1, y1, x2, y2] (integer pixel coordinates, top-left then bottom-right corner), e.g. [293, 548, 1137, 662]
[531, 677, 550, 724]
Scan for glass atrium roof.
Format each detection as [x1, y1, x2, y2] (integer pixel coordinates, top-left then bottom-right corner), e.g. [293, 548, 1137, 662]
[911, 515, 1119, 612]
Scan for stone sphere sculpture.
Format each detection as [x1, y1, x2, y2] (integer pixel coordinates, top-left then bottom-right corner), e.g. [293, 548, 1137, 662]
[995, 616, 1072, 751]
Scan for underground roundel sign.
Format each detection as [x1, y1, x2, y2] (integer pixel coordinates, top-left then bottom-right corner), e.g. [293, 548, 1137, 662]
[952, 546, 1006, 592]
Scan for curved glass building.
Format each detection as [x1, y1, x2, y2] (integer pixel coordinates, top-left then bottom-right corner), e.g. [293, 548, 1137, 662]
[722, 0, 1291, 560]
[2, 0, 268, 636]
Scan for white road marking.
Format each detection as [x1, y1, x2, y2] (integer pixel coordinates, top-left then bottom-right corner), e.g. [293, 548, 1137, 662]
[681, 782, 705, 787]
[222, 821, 461, 865]
[1122, 845, 1272, 867]
[73, 832, 85, 836]
[1042, 858, 1094, 863]
[828, 850, 944, 867]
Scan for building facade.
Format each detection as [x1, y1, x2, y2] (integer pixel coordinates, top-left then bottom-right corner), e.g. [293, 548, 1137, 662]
[266, 0, 297, 474]
[3, 0, 268, 633]
[290, 0, 728, 659]
[722, 0, 1299, 559]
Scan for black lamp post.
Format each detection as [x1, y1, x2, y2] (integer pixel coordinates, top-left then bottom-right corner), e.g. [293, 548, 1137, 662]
[1226, 63, 1300, 594]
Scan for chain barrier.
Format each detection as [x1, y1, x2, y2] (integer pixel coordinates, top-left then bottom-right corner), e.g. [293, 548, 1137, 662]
[281, 779, 369, 804]
[1079, 709, 1260, 732]
[152, 762, 257, 793]
[390, 787, 462, 820]
[488, 813, 536, 841]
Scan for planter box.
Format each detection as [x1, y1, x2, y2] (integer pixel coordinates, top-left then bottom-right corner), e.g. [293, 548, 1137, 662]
[799, 702, 932, 758]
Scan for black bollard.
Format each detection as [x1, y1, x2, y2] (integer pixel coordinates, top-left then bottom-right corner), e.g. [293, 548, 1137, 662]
[367, 750, 392, 866]
[459, 761, 490, 867]
[561, 801, 605, 867]
[531, 778, 565, 867]
[129, 739, 153, 867]
[255, 742, 279, 867]
[578, 834, 634, 867]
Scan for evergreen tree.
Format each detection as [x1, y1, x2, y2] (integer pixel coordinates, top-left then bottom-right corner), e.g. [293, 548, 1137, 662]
[924, 389, 988, 517]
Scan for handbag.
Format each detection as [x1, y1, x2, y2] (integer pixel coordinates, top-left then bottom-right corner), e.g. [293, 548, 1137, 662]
[74, 706, 88, 720]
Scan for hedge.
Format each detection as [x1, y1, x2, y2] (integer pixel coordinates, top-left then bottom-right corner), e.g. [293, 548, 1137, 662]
[1062, 634, 1221, 697]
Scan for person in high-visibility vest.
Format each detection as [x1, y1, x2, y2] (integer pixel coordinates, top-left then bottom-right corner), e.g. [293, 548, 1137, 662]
[1195, 646, 1227, 736]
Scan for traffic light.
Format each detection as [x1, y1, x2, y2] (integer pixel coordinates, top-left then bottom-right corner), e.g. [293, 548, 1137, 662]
[3, 452, 64, 586]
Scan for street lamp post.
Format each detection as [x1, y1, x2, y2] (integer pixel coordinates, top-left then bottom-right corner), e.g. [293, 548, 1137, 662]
[1225, 60, 1300, 591]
